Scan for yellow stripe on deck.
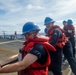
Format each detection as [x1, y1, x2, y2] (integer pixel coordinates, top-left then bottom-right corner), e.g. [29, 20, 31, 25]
[0, 48, 17, 54]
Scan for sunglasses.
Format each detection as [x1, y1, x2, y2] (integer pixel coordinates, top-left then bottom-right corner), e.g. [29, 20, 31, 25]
[24, 31, 37, 37]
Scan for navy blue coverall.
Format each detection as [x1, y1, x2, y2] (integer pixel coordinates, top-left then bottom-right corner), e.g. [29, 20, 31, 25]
[46, 28, 76, 75]
[48, 28, 63, 75]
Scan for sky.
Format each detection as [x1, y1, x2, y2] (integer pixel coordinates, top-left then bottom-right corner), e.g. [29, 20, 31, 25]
[0, 0, 76, 35]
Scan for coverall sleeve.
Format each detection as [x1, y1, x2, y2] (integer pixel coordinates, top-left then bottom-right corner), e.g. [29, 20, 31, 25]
[29, 44, 47, 59]
[49, 28, 62, 47]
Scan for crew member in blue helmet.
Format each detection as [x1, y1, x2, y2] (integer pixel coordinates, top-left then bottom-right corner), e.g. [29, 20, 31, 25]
[44, 17, 63, 75]
[0, 22, 56, 75]
[63, 19, 75, 58]
[62, 20, 67, 61]
[62, 20, 67, 30]
[44, 17, 76, 75]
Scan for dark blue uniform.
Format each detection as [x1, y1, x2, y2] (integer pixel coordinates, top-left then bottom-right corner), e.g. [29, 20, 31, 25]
[46, 28, 76, 75]
[29, 44, 47, 64]
[63, 26, 76, 58]
[63, 40, 76, 75]
[49, 28, 63, 75]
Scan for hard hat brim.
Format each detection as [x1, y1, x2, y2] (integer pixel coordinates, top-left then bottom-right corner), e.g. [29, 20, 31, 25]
[22, 29, 40, 35]
[44, 21, 55, 25]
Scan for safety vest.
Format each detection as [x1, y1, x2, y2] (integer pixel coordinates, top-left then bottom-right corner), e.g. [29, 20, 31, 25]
[65, 25, 75, 37]
[47, 26, 68, 48]
[18, 36, 56, 75]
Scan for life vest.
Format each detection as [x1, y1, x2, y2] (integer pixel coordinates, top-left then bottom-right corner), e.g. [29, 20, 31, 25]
[64, 25, 75, 37]
[18, 36, 56, 75]
[47, 25, 68, 48]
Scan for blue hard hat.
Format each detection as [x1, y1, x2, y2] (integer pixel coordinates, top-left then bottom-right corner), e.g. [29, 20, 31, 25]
[67, 19, 73, 25]
[63, 20, 67, 23]
[44, 17, 55, 25]
[22, 22, 40, 35]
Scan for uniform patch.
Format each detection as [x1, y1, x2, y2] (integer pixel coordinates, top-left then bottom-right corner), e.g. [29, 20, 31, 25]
[54, 33, 57, 35]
